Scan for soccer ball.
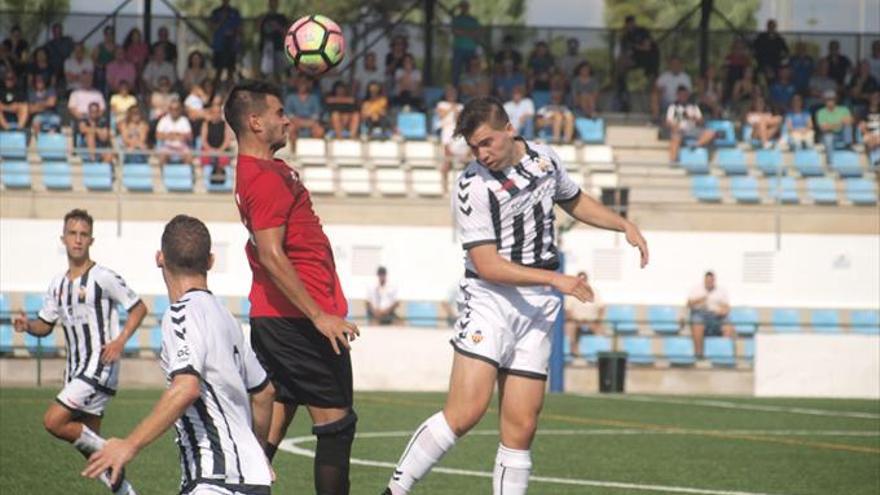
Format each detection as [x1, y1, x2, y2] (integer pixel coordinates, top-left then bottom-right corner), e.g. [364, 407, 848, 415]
[284, 14, 345, 76]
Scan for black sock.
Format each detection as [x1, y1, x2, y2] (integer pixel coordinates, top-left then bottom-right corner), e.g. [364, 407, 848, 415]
[313, 411, 357, 495]
[265, 442, 278, 462]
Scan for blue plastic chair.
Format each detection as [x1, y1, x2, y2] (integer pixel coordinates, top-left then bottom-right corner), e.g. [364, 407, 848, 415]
[730, 176, 760, 203]
[0, 130, 28, 159]
[36, 132, 67, 161]
[679, 147, 710, 174]
[845, 178, 877, 205]
[810, 309, 841, 333]
[755, 148, 783, 176]
[771, 308, 801, 333]
[830, 151, 862, 178]
[691, 175, 721, 202]
[123, 163, 153, 191]
[574, 118, 605, 143]
[24, 293, 43, 317]
[203, 165, 234, 192]
[606, 305, 638, 334]
[152, 295, 170, 319]
[163, 164, 194, 192]
[806, 177, 837, 204]
[729, 307, 759, 335]
[82, 161, 113, 191]
[705, 120, 736, 147]
[705, 337, 736, 367]
[149, 326, 163, 353]
[531, 90, 551, 110]
[767, 177, 799, 204]
[648, 306, 680, 335]
[622, 336, 654, 364]
[579, 335, 611, 362]
[397, 112, 428, 140]
[794, 149, 824, 177]
[405, 301, 439, 328]
[662, 337, 696, 366]
[42, 161, 72, 190]
[715, 148, 747, 175]
[1, 160, 31, 188]
[850, 310, 879, 334]
[0, 294, 12, 354]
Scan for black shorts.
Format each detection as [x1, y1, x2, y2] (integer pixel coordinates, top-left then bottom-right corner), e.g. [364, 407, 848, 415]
[250, 317, 353, 408]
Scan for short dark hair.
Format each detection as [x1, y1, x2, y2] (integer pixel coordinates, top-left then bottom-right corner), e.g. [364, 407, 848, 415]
[63, 209, 93, 232]
[377, 266, 387, 276]
[223, 79, 283, 136]
[161, 215, 212, 275]
[454, 96, 510, 140]
[705, 271, 715, 278]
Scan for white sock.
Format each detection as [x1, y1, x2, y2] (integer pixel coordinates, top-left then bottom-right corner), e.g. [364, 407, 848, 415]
[388, 411, 458, 494]
[73, 425, 135, 494]
[493, 444, 532, 495]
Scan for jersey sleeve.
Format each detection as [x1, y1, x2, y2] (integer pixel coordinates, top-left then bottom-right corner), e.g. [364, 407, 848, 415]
[162, 308, 208, 379]
[454, 171, 496, 250]
[37, 280, 60, 326]
[100, 269, 141, 311]
[245, 171, 294, 231]
[241, 341, 269, 394]
[548, 148, 581, 203]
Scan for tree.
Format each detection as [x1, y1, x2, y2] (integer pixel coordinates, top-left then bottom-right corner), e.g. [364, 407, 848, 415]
[0, 0, 70, 47]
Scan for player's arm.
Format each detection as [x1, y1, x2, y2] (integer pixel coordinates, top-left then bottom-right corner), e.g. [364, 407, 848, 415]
[557, 192, 649, 268]
[12, 312, 54, 336]
[469, 244, 592, 302]
[102, 300, 148, 364]
[253, 227, 359, 354]
[82, 373, 201, 485]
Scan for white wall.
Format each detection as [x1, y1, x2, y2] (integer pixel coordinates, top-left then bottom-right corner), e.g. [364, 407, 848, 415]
[1, 219, 878, 311]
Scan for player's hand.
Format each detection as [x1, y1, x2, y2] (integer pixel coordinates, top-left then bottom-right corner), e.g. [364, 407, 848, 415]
[12, 311, 28, 333]
[624, 222, 649, 268]
[551, 273, 594, 303]
[100, 338, 125, 364]
[313, 312, 360, 355]
[81, 438, 136, 486]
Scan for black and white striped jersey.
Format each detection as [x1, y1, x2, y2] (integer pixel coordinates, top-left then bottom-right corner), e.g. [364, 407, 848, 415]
[159, 289, 272, 494]
[38, 264, 141, 393]
[454, 138, 581, 276]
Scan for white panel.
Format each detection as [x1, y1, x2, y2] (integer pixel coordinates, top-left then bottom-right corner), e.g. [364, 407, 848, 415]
[555, 144, 578, 164]
[583, 145, 613, 163]
[302, 166, 335, 195]
[411, 169, 444, 196]
[404, 141, 437, 167]
[375, 168, 407, 195]
[338, 167, 371, 195]
[367, 140, 401, 167]
[296, 138, 326, 160]
[329, 139, 363, 166]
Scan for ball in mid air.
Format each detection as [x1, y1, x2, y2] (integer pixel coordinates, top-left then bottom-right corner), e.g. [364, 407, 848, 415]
[284, 14, 345, 76]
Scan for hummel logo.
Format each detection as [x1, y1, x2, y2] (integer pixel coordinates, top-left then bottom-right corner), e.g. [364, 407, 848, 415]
[459, 205, 473, 216]
[458, 180, 472, 190]
[464, 170, 476, 178]
[457, 192, 469, 202]
[174, 329, 186, 340]
[171, 315, 185, 325]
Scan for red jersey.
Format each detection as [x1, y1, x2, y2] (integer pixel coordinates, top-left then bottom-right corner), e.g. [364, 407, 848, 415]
[235, 155, 348, 319]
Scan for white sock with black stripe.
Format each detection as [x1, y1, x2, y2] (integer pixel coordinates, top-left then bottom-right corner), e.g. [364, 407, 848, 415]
[387, 411, 458, 494]
[493, 444, 531, 495]
[73, 425, 136, 495]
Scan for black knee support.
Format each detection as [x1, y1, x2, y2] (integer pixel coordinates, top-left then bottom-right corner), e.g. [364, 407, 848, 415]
[313, 410, 357, 495]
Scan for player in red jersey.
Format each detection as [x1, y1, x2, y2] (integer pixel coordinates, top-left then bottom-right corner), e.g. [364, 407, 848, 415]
[224, 80, 360, 494]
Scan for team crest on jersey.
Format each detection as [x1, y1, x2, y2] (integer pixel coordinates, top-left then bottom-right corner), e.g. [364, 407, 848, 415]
[78, 286, 87, 303]
[471, 330, 483, 344]
[536, 157, 552, 173]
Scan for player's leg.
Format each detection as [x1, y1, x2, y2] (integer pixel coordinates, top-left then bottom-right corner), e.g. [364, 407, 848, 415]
[691, 311, 707, 357]
[307, 404, 356, 495]
[494, 372, 546, 495]
[265, 400, 297, 462]
[669, 131, 682, 162]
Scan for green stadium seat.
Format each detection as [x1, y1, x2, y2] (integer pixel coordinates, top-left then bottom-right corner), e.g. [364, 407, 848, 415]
[729, 307, 759, 335]
[810, 309, 841, 333]
[662, 337, 696, 365]
[647, 305, 680, 334]
[405, 301, 439, 328]
[606, 305, 638, 334]
[771, 308, 801, 333]
[704, 337, 736, 367]
[850, 310, 879, 334]
[622, 336, 654, 364]
[715, 148, 747, 175]
[579, 335, 611, 362]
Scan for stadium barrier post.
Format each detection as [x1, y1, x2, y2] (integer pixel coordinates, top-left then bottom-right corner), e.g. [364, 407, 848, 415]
[36, 338, 43, 387]
[549, 254, 566, 393]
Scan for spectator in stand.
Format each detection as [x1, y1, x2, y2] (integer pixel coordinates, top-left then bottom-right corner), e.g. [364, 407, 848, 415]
[823, 40, 852, 87]
[209, 0, 242, 82]
[200, 95, 234, 184]
[184, 79, 215, 138]
[666, 85, 715, 162]
[652, 55, 691, 121]
[151, 26, 178, 66]
[353, 51, 383, 100]
[28, 47, 56, 89]
[435, 85, 464, 193]
[123, 28, 150, 76]
[493, 34, 523, 74]
[118, 106, 150, 162]
[558, 38, 584, 83]
[284, 76, 324, 141]
[64, 43, 95, 92]
[722, 38, 750, 96]
[392, 53, 424, 110]
[808, 59, 838, 109]
[493, 59, 526, 102]
[450, 1, 481, 86]
[789, 41, 815, 95]
[571, 62, 599, 118]
[526, 41, 555, 92]
[564, 271, 605, 356]
[785, 94, 814, 150]
[848, 60, 879, 112]
[615, 15, 660, 111]
[105, 46, 136, 94]
[687, 271, 733, 359]
[752, 19, 788, 84]
[182, 51, 212, 93]
[817, 89, 853, 156]
[78, 102, 115, 164]
[28, 75, 61, 133]
[326, 81, 360, 139]
[0, 45, 13, 83]
[696, 65, 723, 119]
[731, 65, 761, 118]
[156, 99, 193, 165]
[2, 25, 29, 62]
[0, 71, 28, 130]
[45, 23, 74, 82]
[860, 91, 880, 167]
[769, 65, 796, 113]
[503, 85, 535, 138]
[361, 81, 390, 138]
[109, 79, 138, 128]
[149, 76, 175, 121]
[746, 94, 782, 149]
[67, 72, 105, 121]
[385, 35, 409, 79]
[869, 40, 880, 81]
[366, 266, 399, 325]
[536, 90, 574, 143]
[92, 26, 117, 91]
[142, 45, 177, 94]
[257, 0, 289, 82]
[458, 55, 491, 102]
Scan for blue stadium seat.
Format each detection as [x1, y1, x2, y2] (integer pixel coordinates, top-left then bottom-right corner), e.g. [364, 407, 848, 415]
[82, 161, 113, 191]
[806, 177, 837, 204]
[203, 165, 234, 192]
[622, 336, 654, 364]
[662, 337, 696, 366]
[691, 175, 721, 202]
[531, 90, 551, 110]
[152, 295, 170, 319]
[715, 148, 747, 175]
[771, 308, 801, 333]
[740, 124, 762, 148]
[423, 86, 444, 109]
[869, 148, 880, 169]
[767, 177, 799, 204]
[149, 326, 162, 353]
[42, 161, 72, 190]
[0, 130, 28, 159]
[123, 163, 153, 191]
[704, 337, 736, 367]
[850, 310, 879, 334]
[24, 293, 43, 317]
[241, 297, 251, 321]
[406, 301, 439, 328]
[397, 112, 428, 140]
[36, 132, 67, 161]
[730, 176, 760, 203]
[647, 306, 680, 335]
[24, 333, 48, 355]
[0, 294, 11, 354]
[810, 309, 841, 333]
[742, 338, 755, 361]
[678, 147, 709, 174]
[830, 151, 862, 177]
[705, 120, 736, 147]
[845, 178, 877, 205]
[755, 148, 782, 176]
[729, 307, 759, 335]
[579, 335, 611, 362]
[574, 118, 604, 144]
[794, 149, 824, 177]
[606, 305, 638, 334]
[163, 164, 194, 192]
[1, 160, 31, 188]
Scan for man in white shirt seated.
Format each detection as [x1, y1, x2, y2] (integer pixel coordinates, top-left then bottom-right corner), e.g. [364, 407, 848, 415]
[652, 55, 692, 121]
[687, 271, 734, 358]
[503, 85, 535, 138]
[63, 42, 95, 92]
[156, 99, 193, 165]
[564, 271, 605, 356]
[367, 266, 399, 325]
[67, 72, 106, 121]
[665, 85, 716, 162]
